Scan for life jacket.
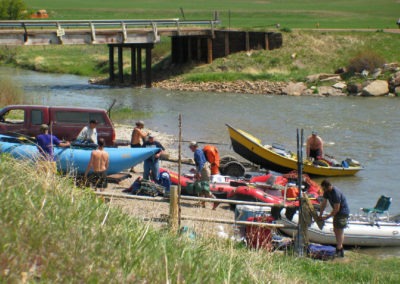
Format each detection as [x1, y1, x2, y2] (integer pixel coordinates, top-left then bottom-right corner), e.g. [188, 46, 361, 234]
[203, 145, 220, 175]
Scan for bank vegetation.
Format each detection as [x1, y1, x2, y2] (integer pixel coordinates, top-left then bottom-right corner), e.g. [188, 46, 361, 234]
[0, 156, 400, 283]
[1, 30, 399, 96]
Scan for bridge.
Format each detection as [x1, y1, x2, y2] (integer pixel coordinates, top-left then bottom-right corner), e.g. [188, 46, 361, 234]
[0, 19, 282, 87]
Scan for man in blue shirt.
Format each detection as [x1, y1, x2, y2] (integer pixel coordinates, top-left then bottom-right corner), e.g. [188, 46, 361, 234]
[189, 141, 218, 209]
[142, 134, 164, 182]
[318, 179, 350, 257]
[36, 124, 70, 172]
[189, 141, 210, 181]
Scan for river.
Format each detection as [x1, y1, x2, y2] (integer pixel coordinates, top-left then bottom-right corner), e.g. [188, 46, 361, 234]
[2, 67, 400, 256]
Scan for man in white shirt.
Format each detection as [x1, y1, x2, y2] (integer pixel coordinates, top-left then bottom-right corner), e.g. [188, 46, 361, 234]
[77, 119, 98, 144]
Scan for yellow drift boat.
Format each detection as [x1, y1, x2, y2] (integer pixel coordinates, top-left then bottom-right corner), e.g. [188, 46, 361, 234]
[226, 124, 363, 177]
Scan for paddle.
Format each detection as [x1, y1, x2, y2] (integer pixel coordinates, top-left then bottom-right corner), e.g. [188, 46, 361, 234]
[176, 139, 229, 146]
[302, 192, 324, 230]
[107, 99, 117, 120]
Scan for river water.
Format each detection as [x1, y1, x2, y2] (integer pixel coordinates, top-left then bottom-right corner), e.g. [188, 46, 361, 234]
[2, 67, 400, 256]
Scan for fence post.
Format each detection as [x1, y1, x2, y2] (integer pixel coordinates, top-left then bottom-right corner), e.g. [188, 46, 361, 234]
[169, 185, 179, 233]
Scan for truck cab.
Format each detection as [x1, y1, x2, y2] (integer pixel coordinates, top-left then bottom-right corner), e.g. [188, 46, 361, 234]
[0, 105, 116, 145]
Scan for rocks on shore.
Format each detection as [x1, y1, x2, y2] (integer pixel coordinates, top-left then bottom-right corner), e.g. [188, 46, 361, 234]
[91, 63, 400, 97]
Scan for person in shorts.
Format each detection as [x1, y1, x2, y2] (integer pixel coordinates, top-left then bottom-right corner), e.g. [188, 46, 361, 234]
[306, 130, 324, 160]
[318, 179, 350, 257]
[84, 138, 109, 191]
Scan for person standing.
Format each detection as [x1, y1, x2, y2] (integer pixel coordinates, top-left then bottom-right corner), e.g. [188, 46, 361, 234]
[318, 179, 350, 257]
[36, 124, 70, 173]
[189, 141, 218, 210]
[77, 119, 98, 144]
[306, 130, 324, 160]
[142, 134, 165, 182]
[84, 138, 109, 191]
[130, 120, 148, 172]
[202, 144, 220, 175]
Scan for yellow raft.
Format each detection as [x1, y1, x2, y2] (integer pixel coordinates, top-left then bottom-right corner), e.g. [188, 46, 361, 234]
[226, 124, 363, 177]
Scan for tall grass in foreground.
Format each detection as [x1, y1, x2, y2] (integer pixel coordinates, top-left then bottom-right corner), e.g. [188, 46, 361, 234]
[0, 77, 24, 107]
[1, 155, 399, 283]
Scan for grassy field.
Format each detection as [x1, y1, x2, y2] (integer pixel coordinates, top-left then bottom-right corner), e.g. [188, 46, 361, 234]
[0, 1, 398, 83]
[27, 0, 400, 29]
[1, 156, 400, 283]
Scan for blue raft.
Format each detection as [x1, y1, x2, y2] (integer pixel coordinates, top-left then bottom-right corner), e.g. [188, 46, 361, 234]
[0, 134, 159, 175]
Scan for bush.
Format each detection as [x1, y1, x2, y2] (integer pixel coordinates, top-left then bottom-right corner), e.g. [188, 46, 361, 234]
[347, 50, 386, 74]
[0, 77, 24, 107]
[0, 0, 28, 20]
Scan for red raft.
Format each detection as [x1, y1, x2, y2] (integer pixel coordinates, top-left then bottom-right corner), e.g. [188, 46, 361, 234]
[159, 168, 236, 198]
[228, 171, 322, 206]
[160, 168, 322, 205]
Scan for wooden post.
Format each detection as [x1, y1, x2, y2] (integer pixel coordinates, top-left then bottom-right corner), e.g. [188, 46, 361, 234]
[169, 185, 179, 233]
[131, 46, 136, 85]
[178, 114, 182, 227]
[145, 45, 152, 88]
[207, 37, 213, 64]
[109, 45, 115, 82]
[265, 33, 270, 50]
[137, 47, 142, 86]
[245, 31, 250, 51]
[187, 37, 192, 62]
[196, 38, 201, 61]
[118, 45, 123, 83]
[224, 32, 230, 56]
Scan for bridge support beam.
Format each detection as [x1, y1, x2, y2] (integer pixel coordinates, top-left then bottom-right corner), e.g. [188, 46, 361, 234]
[108, 43, 153, 87]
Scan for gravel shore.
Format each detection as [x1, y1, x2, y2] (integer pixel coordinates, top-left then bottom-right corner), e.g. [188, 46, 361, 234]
[100, 124, 236, 238]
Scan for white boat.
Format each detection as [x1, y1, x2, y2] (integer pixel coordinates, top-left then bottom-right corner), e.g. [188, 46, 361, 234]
[278, 209, 400, 247]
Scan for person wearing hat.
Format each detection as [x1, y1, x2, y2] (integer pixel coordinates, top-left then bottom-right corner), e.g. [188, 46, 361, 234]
[77, 119, 98, 144]
[306, 130, 324, 161]
[130, 120, 148, 172]
[189, 141, 219, 209]
[142, 134, 165, 182]
[36, 124, 70, 172]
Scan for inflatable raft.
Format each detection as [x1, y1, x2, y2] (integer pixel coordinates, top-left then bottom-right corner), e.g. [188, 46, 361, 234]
[0, 134, 159, 175]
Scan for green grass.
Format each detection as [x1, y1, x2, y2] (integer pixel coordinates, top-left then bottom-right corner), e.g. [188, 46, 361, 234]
[27, 0, 400, 29]
[110, 107, 153, 123]
[1, 155, 400, 282]
[3, 30, 399, 83]
[183, 31, 400, 83]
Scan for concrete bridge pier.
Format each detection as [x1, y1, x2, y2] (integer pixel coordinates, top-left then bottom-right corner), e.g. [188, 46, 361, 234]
[108, 43, 154, 88]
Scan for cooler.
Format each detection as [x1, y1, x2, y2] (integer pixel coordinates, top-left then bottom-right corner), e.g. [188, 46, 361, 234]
[234, 205, 271, 239]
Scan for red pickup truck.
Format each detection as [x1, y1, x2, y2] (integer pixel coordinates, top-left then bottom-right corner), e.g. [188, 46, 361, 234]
[0, 105, 116, 145]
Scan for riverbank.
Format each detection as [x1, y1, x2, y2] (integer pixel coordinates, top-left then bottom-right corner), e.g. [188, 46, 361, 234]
[2, 30, 400, 97]
[1, 155, 400, 283]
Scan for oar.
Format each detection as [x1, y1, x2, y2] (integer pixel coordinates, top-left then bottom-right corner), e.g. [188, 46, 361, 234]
[176, 139, 229, 146]
[5, 131, 37, 145]
[303, 192, 324, 229]
[107, 98, 117, 120]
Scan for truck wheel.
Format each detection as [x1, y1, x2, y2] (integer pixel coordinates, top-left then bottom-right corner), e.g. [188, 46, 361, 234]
[221, 161, 245, 177]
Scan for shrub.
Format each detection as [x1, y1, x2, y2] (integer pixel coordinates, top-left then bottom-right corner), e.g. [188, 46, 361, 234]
[347, 50, 386, 74]
[0, 0, 28, 20]
[0, 77, 24, 107]
[280, 27, 292, 33]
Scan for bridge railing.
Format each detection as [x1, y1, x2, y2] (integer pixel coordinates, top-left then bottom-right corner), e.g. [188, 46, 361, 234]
[0, 19, 221, 45]
[0, 19, 220, 30]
